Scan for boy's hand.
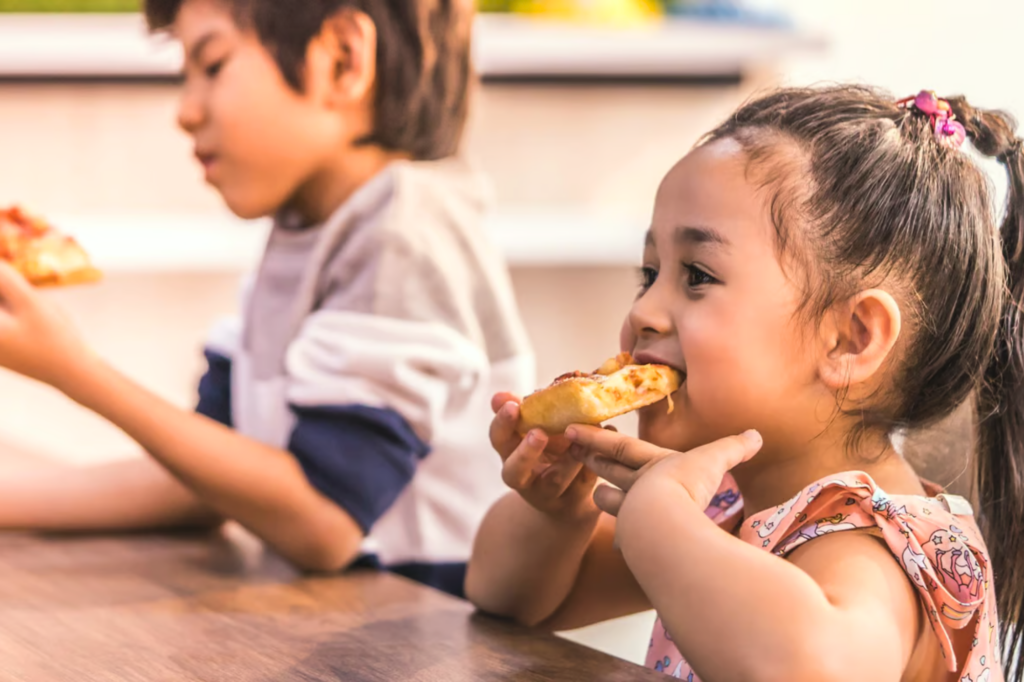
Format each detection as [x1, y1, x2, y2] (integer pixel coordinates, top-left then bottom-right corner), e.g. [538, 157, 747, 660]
[489, 392, 600, 522]
[566, 424, 761, 516]
[0, 262, 94, 390]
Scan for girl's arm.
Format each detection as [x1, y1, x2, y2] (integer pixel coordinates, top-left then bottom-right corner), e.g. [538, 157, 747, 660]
[573, 426, 920, 682]
[464, 396, 652, 629]
[0, 265, 364, 572]
[0, 457, 222, 531]
[620, 479, 918, 681]
[467, 492, 651, 630]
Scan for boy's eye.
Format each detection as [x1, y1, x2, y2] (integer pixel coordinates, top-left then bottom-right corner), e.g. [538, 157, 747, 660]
[684, 264, 718, 288]
[204, 60, 225, 78]
[637, 266, 658, 292]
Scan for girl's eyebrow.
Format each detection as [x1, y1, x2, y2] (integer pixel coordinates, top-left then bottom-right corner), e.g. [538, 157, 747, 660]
[674, 225, 729, 248]
[643, 226, 730, 250]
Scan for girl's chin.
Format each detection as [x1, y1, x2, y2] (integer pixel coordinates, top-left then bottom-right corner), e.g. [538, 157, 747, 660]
[638, 402, 715, 452]
[638, 407, 689, 449]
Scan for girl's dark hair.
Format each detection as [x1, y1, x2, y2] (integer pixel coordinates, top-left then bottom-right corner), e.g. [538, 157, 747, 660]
[145, 0, 473, 160]
[704, 85, 1022, 677]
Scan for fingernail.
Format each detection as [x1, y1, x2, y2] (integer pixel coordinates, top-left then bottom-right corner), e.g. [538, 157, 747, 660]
[502, 402, 518, 417]
[565, 427, 578, 441]
[741, 430, 763, 447]
[568, 443, 584, 461]
[527, 430, 544, 447]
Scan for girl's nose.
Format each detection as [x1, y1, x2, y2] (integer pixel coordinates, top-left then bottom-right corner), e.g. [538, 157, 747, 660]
[627, 282, 674, 340]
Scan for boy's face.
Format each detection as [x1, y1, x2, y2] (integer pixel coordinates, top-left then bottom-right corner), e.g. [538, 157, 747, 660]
[174, 0, 351, 219]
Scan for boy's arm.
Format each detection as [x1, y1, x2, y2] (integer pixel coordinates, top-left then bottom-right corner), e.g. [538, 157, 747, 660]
[0, 263, 364, 571]
[0, 457, 222, 531]
[61, 357, 366, 571]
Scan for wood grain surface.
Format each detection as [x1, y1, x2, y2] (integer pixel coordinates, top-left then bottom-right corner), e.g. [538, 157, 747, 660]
[0, 526, 663, 681]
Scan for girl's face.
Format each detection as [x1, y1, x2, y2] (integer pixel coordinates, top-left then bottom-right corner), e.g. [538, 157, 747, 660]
[628, 138, 831, 454]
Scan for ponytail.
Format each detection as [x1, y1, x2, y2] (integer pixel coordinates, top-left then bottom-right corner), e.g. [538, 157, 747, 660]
[952, 97, 1024, 674]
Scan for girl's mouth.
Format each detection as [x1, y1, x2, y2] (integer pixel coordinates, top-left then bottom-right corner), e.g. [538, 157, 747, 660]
[632, 351, 686, 383]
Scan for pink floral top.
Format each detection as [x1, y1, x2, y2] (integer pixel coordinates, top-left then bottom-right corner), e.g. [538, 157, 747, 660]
[645, 472, 1002, 681]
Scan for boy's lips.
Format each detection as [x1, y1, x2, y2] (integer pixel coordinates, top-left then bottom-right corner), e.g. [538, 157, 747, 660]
[195, 150, 218, 172]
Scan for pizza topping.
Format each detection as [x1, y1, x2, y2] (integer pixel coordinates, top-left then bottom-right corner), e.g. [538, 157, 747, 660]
[595, 352, 634, 376]
[0, 206, 101, 287]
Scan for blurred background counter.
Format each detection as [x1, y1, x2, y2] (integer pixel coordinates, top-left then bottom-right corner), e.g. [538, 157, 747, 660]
[0, 4, 817, 464]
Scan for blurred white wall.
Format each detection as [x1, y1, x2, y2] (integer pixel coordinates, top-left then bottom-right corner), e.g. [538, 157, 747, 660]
[777, 0, 1024, 116]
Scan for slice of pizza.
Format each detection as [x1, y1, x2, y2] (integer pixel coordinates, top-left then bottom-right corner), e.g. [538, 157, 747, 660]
[518, 352, 682, 435]
[0, 207, 101, 287]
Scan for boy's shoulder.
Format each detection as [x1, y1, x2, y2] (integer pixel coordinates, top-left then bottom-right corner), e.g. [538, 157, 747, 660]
[311, 157, 494, 265]
[377, 157, 494, 252]
[309, 158, 528, 359]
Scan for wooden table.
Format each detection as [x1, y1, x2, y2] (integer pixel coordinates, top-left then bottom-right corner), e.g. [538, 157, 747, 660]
[0, 526, 664, 681]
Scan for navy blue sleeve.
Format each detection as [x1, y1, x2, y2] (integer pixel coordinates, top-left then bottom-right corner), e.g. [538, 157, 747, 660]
[287, 404, 430, 533]
[195, 349, 233, 428]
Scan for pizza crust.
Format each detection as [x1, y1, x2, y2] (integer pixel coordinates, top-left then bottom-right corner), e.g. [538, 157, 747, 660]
[0, 207, 102, 287]
[518, 353, 682, 435]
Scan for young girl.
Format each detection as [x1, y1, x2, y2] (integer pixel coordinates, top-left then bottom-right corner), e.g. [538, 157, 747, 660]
[466, 85, 1023, 681]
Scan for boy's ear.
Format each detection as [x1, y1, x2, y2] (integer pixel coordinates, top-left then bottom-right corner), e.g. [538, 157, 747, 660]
[311, 8, 377, 106]
[818, 289, 902, 391]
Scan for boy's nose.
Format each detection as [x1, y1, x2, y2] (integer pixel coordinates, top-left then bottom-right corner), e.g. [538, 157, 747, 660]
[177, 90, 205, 134]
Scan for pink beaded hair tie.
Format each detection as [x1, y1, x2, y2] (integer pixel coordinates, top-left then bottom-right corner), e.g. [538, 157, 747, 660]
[896, 90, 967, 149]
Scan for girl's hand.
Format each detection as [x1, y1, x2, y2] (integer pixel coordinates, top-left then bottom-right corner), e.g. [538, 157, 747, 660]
[0, 262, 93, 390]
[565, 424, 762, 516]
[489, 392, 600, 522]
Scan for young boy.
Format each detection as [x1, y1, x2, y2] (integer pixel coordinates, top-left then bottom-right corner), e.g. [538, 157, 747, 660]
[0, 0, 533, 597]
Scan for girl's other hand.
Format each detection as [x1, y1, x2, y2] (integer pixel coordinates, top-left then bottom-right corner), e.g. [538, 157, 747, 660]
[0, 262, 93, 390]
[566, 424, 761, 516]
[489, 392, 600, 522]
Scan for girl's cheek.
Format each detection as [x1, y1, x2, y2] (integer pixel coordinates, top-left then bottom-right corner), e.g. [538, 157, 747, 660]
[619, 318, 636, 354]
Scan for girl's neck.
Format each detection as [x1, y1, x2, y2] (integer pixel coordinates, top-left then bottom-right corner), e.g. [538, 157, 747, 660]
[730, 426, 927, 516]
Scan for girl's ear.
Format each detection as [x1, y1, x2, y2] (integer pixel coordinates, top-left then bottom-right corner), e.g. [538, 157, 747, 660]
[308, 8, 377, 108]
[818, 289, 902, 391]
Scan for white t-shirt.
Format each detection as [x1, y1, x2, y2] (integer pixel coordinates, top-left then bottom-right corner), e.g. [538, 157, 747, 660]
[196, 159, 535, 595]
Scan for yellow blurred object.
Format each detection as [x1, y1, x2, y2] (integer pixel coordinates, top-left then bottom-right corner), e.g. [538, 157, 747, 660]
[509, 0, 662, 25]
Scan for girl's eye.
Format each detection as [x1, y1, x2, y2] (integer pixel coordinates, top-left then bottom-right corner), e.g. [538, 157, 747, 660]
[637, 266, 658, 293]
[684, 264, 718, 288]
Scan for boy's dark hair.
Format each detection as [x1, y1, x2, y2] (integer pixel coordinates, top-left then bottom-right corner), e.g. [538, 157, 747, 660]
[705, 85, 1023, 679]
[146, 0, 473, 160]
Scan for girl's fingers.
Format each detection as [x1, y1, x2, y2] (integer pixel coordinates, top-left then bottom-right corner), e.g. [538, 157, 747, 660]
[490, 392, 521, 414]
[535, 457, 586, 498]
[566, 464, 599, 499]
[684, 430, 763, 475]
[489, 401, 523, 460]
[582, 454, 639, 492]
[501, 429, 549, 490]
[543, 433, 573, 456]
[593, 483, 626, 517]
[565, 424, 666, 470]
